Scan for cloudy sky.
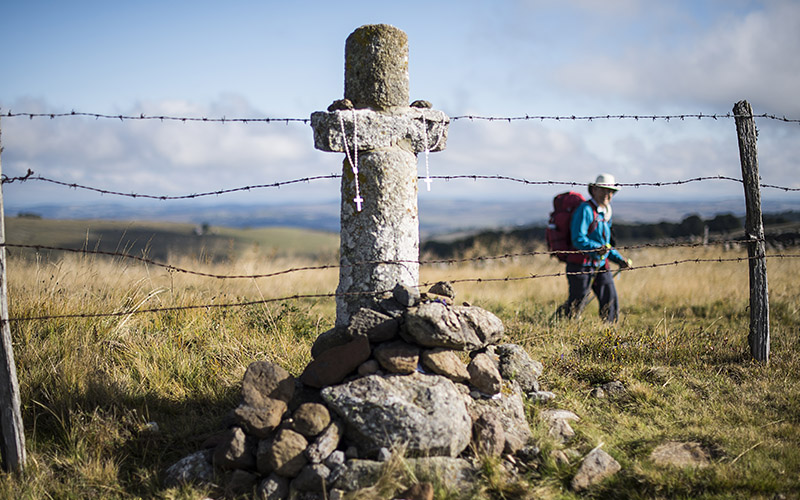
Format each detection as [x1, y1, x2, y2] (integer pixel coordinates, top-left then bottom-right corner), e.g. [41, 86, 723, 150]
[1, 0, 798, 217]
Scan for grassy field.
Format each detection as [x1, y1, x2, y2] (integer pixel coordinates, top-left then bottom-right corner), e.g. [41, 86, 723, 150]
[0, 235, 798, 499]
[5, 216, 339, 261]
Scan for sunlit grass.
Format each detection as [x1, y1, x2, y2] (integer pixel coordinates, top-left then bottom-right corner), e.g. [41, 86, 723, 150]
[1, 244, 798, 498]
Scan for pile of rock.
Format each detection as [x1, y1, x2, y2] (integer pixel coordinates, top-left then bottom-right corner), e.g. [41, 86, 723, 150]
[165, 282, 549, 498]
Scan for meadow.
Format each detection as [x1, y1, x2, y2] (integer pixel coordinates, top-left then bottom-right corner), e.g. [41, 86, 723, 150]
[0, 234, 798, 499]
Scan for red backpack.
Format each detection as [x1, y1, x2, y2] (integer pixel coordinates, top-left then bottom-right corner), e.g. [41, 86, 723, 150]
[546, 191, 597, 263]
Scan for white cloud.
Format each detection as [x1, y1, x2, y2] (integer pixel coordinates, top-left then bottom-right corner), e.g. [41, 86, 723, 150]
[554, 1, 800, 115]
[1, 96, 334, 206]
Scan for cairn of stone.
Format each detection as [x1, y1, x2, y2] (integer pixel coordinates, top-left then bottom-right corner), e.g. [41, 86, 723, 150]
[164, 23, 625, 497]
[165, 282, 549, 498]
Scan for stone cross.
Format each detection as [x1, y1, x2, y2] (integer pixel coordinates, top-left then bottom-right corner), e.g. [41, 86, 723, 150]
[311, 24, 449, 326]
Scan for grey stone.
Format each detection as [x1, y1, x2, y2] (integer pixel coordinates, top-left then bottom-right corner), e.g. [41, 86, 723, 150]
[407, 457, 474, 489]
[348, 307, 399, 342]
[312, 108, 449, 154]
[241, 360, 295, 408]
[377, 295, 407, 319]
[310, 325, 352, 359]
[428, 281, 455, 298]
[290, 492, 326, 500]
[600, 380, 626, 396]
[393, 283, 421, 307]
[213, 427, 256, 471]
[357, 359, 380, 376]
[332, 457, 473, 492]
[473, 412, 505, 457]
[291, 464, 331, 492]
[345, 24, 409, 110]
[420, 348, 470, 383]
[306, 421, 344, 464]
[496, 343, 543, 393]
[234, 402, 286, 438]
[528, 391, 556, 403]
[468, 353, 503, 395]
[325, 450, 346, 470]
[571, 447, 621, 492]
[404, 303, 504, 351]
[334, 149, 420, 325]
[515, 444, 541, 464]
[467, 381, 531, 454]
[257, 473, 289, 500]
[322, 372, 471, 457]
[327, 98, 354, 112]
[292, 403, 331, 438]
[257, 436, 275, 475]
[330, 459, 382, 492]
[374, 340, 420, 374]
[591, 381, 626, 399]
[164, 450, 214, 488]
[548, 419, 575, 442]
[329, 489, 346, 500]
[300, 336, 371, 389]
[541, 409, 580, 422]
[650, 441, 712, 468]
[263, 429, 309, 477]
[376, 447, 392, 462]
[541, 409, 579, 443]
[226, 469, 258, 496]
[410, 99, 433, 109]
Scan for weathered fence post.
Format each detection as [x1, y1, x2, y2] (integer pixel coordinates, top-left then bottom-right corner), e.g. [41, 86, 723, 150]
[733, 100, 769, 362]
[311, 24, 449, 326]
[0, 118, 27, 471]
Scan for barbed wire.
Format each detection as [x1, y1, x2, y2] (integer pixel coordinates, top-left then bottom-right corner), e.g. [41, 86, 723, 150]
[0, 171, 341, 197]
[1, 110, 310, 124]
[3, 110, 799, 124]
[4, 171, 799, 193]
[5, 252, 798, 324]
[449, 113, 800, 124]
[0, 238, 778, 282]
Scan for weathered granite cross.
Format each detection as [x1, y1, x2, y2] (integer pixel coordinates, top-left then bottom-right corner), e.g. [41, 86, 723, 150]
[311, 24, 449, 326]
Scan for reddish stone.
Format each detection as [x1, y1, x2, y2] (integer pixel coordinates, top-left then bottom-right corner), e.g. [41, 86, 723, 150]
[300, 336, 371, 388]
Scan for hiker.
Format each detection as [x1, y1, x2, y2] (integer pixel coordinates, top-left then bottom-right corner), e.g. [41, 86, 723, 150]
[556, 173, 630, 322]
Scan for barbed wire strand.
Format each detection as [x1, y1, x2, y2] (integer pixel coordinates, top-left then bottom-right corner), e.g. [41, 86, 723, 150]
[0, 171, 342, 197]
[449, 113, 800, 123]
[5, 252, 799, 324]
[1, 238, 775, 281]
[1, 110, 310, 124]
[3, 110, 800, 124]
[4, 171, 799, 193]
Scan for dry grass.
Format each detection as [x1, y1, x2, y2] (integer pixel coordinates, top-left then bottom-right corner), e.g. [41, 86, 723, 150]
[1, 244, 798, 499]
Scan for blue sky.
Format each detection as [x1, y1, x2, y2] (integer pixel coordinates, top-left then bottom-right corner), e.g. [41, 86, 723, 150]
[1, 0, 798, 216]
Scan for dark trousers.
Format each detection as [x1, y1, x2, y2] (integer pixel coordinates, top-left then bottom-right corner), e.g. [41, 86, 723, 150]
[557, 263, 619, 323]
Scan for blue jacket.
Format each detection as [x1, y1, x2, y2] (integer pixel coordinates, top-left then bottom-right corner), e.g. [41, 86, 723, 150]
[570, 199, 625, 268]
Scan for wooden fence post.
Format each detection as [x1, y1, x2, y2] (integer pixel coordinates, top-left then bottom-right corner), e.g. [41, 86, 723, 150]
[0, 118, 27, 471]
[733, 100, 770, 362]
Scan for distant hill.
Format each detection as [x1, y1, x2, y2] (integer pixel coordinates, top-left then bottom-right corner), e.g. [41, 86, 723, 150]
[11, 197, 800, 238]
[422, 211, 800, 258]
[5, 217, 339, 262]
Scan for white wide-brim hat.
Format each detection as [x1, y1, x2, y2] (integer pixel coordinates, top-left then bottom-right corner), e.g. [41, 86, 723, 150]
[589, 173, 620, 191]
